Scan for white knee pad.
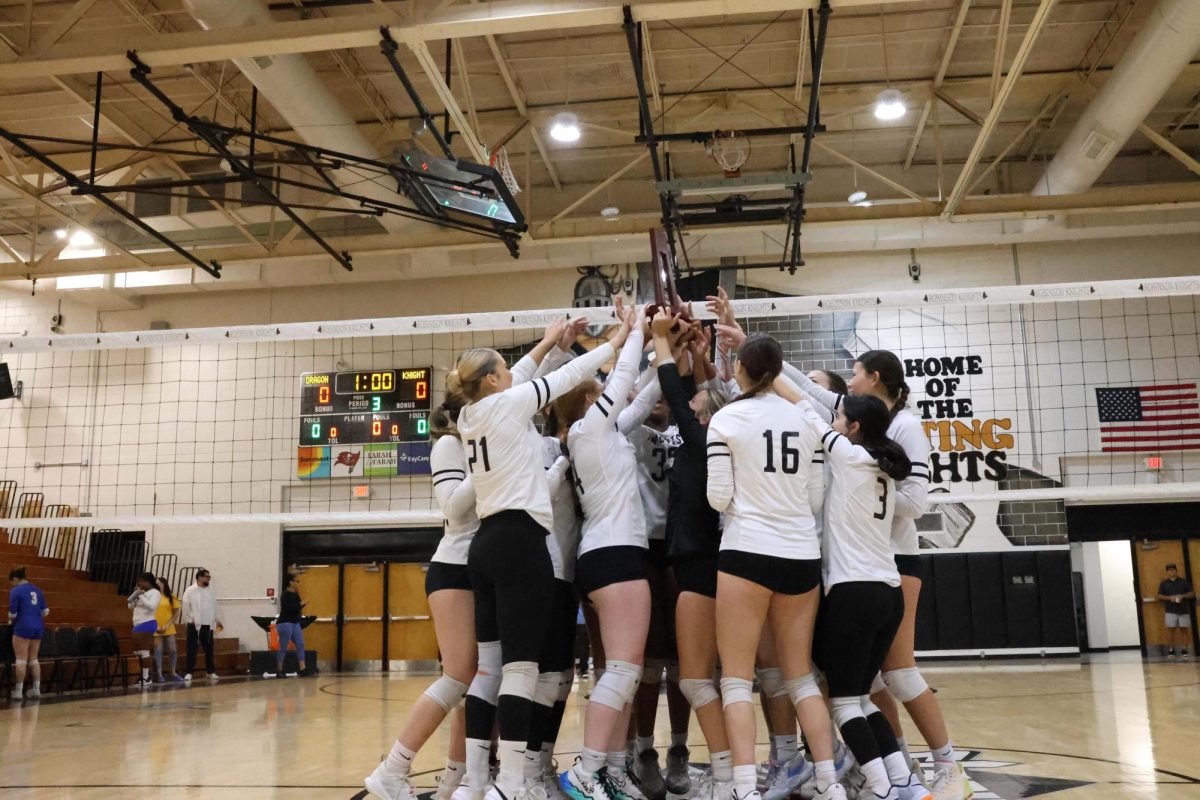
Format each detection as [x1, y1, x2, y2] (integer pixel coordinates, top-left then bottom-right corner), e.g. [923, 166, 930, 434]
[591, 659, 641, 711]
[859, 694, 882, 717]
[468, 641, 502, 704]
[870, 672, 887, 696]
[786, 673, 821, 706]
[557, 669, 575, 703]
[136, 650, 151, 659]
[830, 696, 866, 730]
[665, 660, 680, 684]
[423, 674, 470, 712]
[642, 658, 667, 684]
[756, 667, 787, 699]
[499, 661, 539, 702]
[882, 667, 928, 704]
[679, 677, 720, 710]
[534, 671, 561, 706]
[719, 677, 754, 708]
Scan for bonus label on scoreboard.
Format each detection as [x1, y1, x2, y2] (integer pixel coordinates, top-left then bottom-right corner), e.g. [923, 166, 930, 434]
[297, 368, 433, 479]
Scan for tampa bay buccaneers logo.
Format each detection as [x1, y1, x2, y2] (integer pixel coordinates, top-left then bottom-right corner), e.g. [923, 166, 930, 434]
[334, 451, 361, 473]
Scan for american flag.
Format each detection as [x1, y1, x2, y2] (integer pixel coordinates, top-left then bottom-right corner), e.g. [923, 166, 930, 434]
[1095, 383, 1200, 452]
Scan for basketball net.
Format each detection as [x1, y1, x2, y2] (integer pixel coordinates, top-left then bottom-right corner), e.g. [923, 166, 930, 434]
[488, 146, 521, 194]
[706, 130, 751, 178]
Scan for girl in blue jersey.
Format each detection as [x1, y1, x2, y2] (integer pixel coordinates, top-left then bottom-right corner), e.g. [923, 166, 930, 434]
[9, 567, 48, 700]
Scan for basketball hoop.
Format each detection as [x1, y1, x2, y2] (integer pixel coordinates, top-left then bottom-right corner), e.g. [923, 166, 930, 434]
[488, 146, 521, 195]
[706, 130, 751, 178]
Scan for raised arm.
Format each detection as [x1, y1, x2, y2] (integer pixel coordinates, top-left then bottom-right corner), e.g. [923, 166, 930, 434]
[781, 361, 841, 417]
[618, 371, 662, 433]
[582, 324, 646, 435]
[533, 317, 589, 380]
[511, 318, 576, 385]
[430, 436, 477, 522]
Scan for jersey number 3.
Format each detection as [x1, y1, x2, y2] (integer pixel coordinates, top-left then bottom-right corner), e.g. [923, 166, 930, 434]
[762, 430, 801, 474]
[468, 437, 491, 473]
[874, 477, 889, 520]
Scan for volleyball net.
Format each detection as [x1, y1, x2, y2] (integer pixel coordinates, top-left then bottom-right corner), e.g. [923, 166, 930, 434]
[3, 274, 1200, 552]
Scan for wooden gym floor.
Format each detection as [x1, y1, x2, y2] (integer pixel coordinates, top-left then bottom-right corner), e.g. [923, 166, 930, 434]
[1, 652, 1198, 799]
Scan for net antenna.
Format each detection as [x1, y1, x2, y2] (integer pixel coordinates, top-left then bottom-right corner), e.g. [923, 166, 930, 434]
[488, 146, 521, 195]
[705, 130, 752, 178]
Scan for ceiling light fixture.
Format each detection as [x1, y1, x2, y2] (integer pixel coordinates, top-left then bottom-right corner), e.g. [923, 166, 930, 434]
[54, 229, 67, 240]
[68, 230, 95, 248]
[600, 206, 620, 219]
[873, 89, 906, 121]
[847, 189, 870, 206]
[550, 112, 581, 143]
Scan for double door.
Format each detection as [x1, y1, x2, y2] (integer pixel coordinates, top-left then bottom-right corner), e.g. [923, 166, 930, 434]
[300, 562, 440, 671]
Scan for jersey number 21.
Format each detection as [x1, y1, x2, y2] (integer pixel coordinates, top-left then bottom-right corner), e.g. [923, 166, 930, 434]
[468, 437, 491, 473]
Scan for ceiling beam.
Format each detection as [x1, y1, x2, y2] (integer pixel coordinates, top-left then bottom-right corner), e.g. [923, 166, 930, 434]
[30, 0, 103, 54]
[0, 0, 927, 81]
[944, 0, 1059, 218]
[904, 0, 971, 171]
[408, 40, 489, 163]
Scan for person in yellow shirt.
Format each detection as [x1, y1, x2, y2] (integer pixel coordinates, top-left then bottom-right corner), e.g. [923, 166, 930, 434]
[153, 576, 184, 684]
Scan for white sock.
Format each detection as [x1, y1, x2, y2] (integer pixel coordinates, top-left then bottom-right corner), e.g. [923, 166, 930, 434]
[141, 667, 150, 680]
[932, 742, 957, 765]
[732, 764, 757, 797]
[466, 737, 491, 789]
[387, 740, 417, 776]
[883, 752, 911, 784]
[607, 750, 627, 775]
[711, 751, 733, 783]
[497, 740, 525, 796]
[895, 737, 912, 765]
[444, 760, 466, 785]
[525, 748, 543, 781]
[670, 732, 688, 750]
[814, 760, 835, 793]
[775, 735, 798, 764]
[861, 759, 891, 795]
[581, 746, 607, 775]
[637, 736, 655, 755]
[31, 681, 39, 691]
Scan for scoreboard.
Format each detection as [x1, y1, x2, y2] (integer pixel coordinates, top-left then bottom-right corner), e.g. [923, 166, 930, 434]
[299, 368, 432, 447]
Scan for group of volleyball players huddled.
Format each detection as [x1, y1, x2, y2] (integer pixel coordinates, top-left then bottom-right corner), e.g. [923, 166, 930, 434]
[365, 288, 972, 800]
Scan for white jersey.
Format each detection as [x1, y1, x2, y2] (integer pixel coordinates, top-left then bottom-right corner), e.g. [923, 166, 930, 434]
[430, 435, 478, 565]
[543, 437, 581, 581]
[570, 331, 648, 556]
[457, 342, 617, 532]
[628, 424, 682, 541]
[796, 404, 900, 589]
[887, 410, 931, 556]
[706, 393, 825, 560]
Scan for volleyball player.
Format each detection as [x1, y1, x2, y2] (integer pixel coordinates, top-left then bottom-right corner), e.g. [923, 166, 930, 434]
[8, 567, 48, 700]
[651, 313, 732, 800]
[449, 315, 626, 800]
[555, 304, 655, 800]
[776, 376, 931, 800]
[774, 351, 971, 800]
[705, 334, 845, 800]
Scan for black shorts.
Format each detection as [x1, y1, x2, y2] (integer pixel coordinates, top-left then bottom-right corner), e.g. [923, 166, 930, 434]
[895, 554, 925, 580]
[647, 538, 671, 572]
[425, 561, 472, 595]
[718, 550, 822, 595]
[538, 580, 580, 672]
[819, 582, 904, 697]
[673, 555, 718, 598]
[575, 545, 648, 600]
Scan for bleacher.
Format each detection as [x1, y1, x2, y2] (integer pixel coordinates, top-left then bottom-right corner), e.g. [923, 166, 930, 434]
[0, 480, 250, 697]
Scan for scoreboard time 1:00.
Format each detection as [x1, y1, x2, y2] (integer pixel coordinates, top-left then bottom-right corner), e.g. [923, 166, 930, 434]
[299, 367, 432, 446]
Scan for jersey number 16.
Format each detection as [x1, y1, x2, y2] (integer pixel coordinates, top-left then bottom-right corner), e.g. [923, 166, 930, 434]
[762, 429, 801, 474]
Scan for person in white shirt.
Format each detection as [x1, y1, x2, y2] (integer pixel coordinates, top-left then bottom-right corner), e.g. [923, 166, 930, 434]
[127, 571, 163, 687]
[704, 333, 844, 800]
[771, 350, 968, 800]
[776, 377, 929, 800]
[554, 304, 654, 800]
[181, 568, 222, 682]
[451, 313, 626, 800]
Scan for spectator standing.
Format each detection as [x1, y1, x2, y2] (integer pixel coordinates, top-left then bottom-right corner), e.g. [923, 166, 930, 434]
[274, 573, 308, 678]
[8, 567, 48, 700]
[128, 572, 162, 688]
[1158, 564, 1195, 659]
[182, 568, 223, 682]
[153, 576, 183, 683]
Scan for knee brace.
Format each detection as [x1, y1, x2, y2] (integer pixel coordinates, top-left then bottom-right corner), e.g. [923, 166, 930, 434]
[786, 672, 821, 706]
[679, 677, 720, 711]
[830, 696, 866, 730]
[534, 671, 561, 706]
[642, 658, 667, 685]
[423, 674, 470, 712]
[859, 694, 882, 718]
[719, 676, 753, 708]
[756, 666, 787, 699]
[499, 661, 539, 702]
[468, 641, 502, 704]
[882, 667, 928, 704]
[557, 669, 575, 703]
[591, 659, 641, 711]
[870, 672, 887, 696]
[665, 660, 680, 684]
